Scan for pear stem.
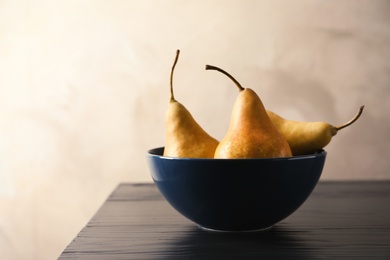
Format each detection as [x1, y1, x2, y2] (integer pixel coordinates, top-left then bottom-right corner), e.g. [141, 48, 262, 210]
[170, 50, 180, 102]
[205, 65, 245, 91]
[335, 105, 365, 131]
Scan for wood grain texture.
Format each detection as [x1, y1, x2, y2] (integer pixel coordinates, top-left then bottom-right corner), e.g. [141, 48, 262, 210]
[58, 182, 390, 259]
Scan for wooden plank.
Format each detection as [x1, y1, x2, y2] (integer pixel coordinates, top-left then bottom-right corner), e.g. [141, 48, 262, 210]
[58, 181, 390, 259]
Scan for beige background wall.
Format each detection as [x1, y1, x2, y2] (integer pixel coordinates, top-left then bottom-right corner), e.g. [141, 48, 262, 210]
[1, 0, 389, 259]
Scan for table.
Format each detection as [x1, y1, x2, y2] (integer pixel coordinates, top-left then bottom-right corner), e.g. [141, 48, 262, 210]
[58, 181, 390, 259]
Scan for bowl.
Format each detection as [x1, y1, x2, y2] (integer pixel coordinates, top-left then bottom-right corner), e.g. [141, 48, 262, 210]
[146, 147, 326, 232]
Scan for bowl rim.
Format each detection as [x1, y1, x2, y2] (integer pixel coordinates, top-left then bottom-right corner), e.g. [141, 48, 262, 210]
[147, 146, 326, 161]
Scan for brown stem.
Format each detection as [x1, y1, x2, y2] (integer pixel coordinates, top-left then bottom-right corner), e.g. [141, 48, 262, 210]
[205, 65, 244, 91]
[335, 105, 365, 131]
[170, 50, 180, 102]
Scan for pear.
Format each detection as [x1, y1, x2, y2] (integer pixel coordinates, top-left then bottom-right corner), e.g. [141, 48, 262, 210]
[163, 50, 219, 158]
[267, 106, 364, 155]
[205, 65, 292, 159]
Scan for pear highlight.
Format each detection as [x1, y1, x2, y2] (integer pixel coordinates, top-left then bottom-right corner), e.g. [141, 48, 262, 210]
[206, 65, 292, 159]
[267, 106, 364, 155]
[163, 50, 219, 158]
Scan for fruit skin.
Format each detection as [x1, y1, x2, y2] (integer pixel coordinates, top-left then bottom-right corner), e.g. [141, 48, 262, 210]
[164, 100, 219, 158]
[206, 65, 292, 159]
[163, 50, 219, 158]
[267, 111, 334, 155]
[215, 88, 292, 159]
[267, 106, 364, 155]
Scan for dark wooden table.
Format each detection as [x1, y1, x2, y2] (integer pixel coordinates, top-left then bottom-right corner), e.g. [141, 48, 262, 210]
[58, 181, 390, 259]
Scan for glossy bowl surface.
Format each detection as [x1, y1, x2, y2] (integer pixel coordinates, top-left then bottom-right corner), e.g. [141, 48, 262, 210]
[146, 147, 326, 232]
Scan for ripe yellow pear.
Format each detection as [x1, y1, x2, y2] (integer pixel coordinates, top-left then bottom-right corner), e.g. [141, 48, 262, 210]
[164, 50, 219, 158]
[206, 65, 292, 159]
[267, 106, 364, 155]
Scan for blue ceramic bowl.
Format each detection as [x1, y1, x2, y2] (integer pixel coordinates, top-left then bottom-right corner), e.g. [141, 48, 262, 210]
[147, 147, 326, 232]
